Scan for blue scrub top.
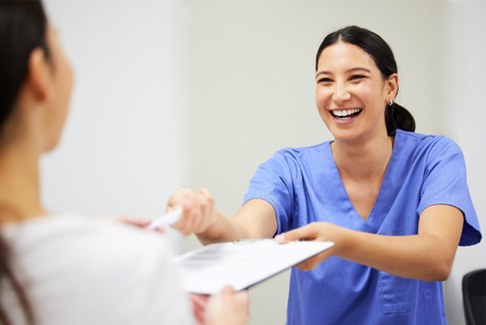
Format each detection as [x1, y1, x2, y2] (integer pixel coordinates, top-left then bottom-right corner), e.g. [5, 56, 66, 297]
[243, 130, 481, 325]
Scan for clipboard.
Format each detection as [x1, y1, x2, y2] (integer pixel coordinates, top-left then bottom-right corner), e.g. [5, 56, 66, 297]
[174, 239, 334, 294]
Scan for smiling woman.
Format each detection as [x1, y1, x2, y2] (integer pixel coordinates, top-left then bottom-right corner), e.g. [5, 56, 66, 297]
[166, 25, 482, 325]
[314, 25, 415, 142]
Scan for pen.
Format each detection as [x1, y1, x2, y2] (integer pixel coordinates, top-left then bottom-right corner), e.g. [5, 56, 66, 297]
[147, 208, 183, 230]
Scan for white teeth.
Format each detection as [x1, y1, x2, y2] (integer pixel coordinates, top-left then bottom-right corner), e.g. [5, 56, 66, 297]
[331, 108, 361, 117]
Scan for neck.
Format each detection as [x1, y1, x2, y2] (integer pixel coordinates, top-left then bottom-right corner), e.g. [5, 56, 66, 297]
[0, 140, 45, 225]
[331, 132, 394, 182]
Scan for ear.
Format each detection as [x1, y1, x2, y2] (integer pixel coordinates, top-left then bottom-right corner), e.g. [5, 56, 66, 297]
[386, 73, 399, 101]
[25, 47, 53, 104]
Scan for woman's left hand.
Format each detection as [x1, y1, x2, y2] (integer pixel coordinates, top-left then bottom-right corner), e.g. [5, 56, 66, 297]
[275, 222, 346, 270]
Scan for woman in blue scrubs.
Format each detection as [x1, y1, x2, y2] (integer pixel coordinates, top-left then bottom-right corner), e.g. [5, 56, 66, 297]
[168, 26, 482, 324]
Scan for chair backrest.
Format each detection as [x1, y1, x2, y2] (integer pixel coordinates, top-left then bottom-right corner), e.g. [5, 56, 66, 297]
[462, 268, 486, 325]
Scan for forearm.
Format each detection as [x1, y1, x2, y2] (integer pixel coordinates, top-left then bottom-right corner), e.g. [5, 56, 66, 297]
[281, 206, 463, 281]
[339, 229, 457, 281]
[197, 199, 277, 245]
[197, 211, 249, 245]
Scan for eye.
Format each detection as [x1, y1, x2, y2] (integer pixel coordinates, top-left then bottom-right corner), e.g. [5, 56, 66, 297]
[317, 77, 333, 85]
[349, 74, 366, 82]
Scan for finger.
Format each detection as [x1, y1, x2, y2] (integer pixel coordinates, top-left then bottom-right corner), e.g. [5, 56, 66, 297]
[173, 198, 198, 235]
[294, 260, 315, 271]
[195, 188, 215, 232]
[219, 285, 236, 295]
[197, 188, 212, 217]
[190, 293, 210, 309]
[275, 224, 317, 243]
[212, 285, 237, 300]
[117, 216, 150, 228]
[295, 250, 332, 271]
[190, 190, 206, 232]
[191, 299, 205, 325]
[232, 289, 249, 315]
[166, 188, 193, 209]
[190, 294, 209, 324]
[234, 290, 249, 306]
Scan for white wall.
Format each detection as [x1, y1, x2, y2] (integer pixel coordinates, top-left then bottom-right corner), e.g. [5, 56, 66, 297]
[41, 1, 185, 223]
[443, 2, 486, 324]
[40, 1, 484, 324]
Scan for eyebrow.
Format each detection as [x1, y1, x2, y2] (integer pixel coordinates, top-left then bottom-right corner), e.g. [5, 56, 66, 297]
[315, 67, 371, 79]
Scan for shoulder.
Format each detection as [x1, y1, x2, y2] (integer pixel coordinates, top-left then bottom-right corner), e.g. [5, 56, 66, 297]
[8, 214, 176, 280]
[254, 142, 330, 177]
[275, 142, 329, 156]
[14, 214, 169, 257]
[396, 130, 463, 158]
[5, 215, 190, 324]
[270, 142, 330, 165]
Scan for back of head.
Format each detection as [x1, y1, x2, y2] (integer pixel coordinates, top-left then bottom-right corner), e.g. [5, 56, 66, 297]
[0, 2, 48, 324]
[315, 25, 416, 135]
[0, 0, 49, 130]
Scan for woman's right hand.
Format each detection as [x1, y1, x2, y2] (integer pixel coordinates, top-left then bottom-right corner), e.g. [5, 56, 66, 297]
[166, 188, 219, 236]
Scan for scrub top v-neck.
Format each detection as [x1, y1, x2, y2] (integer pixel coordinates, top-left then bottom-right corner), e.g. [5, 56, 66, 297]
[320, 137, 400, 229]
[243, 129, 481, 325]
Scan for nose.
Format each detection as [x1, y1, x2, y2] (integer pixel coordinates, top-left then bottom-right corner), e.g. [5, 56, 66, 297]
[332, 82, 351, 104]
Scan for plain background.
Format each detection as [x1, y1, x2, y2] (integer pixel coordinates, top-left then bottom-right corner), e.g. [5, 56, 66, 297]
[43, 1, 485, 324]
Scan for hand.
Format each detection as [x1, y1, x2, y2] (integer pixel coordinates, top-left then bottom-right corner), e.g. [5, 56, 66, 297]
[204, 286, 249, 325]
[275, 222, 343, 270]
[166, 188, 218, 236]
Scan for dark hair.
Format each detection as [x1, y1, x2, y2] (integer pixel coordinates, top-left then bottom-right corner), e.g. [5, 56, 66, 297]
[315, 25, 415, 135]
[0, 0, 49, 128]
[0, 1, 49, 324]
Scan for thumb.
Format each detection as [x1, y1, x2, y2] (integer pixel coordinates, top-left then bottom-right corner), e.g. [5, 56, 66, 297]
[275, 224, 315, 243]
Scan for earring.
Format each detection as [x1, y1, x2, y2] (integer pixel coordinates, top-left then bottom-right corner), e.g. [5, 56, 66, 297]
[388, 99, 394, 106]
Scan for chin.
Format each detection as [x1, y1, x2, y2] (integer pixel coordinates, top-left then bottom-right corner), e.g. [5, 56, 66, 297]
[329, 127, 359, 140]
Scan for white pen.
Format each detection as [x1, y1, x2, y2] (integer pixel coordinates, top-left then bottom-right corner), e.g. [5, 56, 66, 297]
[147, 208, 183, 230]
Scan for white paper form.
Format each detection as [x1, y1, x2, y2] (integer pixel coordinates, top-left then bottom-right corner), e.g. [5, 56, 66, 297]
[174, 239, 334, 294]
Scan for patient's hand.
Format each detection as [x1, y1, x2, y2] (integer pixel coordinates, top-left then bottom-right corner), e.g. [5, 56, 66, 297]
[205, 286, 249, 325]
[99, 215, 165, 233]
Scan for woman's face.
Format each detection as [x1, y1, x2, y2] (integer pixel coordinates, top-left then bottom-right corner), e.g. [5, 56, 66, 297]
[43, 24, 74, 152]
[315, 41, 396, 143]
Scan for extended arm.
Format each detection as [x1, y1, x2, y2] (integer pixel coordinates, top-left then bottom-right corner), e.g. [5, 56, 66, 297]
[277, 204, 464, 281]
[167, 188, 277, 245]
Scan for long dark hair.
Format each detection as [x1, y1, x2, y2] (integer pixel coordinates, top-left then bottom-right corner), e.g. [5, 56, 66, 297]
[0, 0, 49, 324]
[315, 25, 415, 135]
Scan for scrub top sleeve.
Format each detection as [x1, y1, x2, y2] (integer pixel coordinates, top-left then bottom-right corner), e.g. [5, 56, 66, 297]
[243, 151, 295, 234]
[418, 138, 481, 246]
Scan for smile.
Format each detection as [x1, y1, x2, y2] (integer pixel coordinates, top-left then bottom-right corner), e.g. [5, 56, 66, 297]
[330, 108, 362, 119]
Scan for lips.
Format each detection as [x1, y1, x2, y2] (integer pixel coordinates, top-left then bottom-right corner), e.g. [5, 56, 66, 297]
[330, 108, 362, 119]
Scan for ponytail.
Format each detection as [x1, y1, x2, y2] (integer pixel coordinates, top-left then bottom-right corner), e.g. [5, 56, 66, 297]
[385, 102, 416, 135]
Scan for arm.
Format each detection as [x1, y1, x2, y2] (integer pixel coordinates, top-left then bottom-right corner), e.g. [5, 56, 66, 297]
[277, 204, 463, 281]
[167, 188, 277, 245]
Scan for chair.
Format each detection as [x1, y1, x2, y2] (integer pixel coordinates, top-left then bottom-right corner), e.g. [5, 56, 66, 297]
[462, 268, 486, 325]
